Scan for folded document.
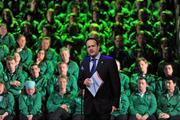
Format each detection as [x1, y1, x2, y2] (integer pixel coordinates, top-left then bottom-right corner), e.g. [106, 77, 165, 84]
[87, 71, 103, 97]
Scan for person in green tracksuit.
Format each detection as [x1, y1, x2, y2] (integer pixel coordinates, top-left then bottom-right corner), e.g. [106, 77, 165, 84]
[129, 77, 157, 120]
[59, 47, 79, 81]
[111, 93, 129, 120]
[27, 64, 48, 97]
[49, 62, 78, 97]
[71, 89, 84, 120]
[19, 80, 43, 120]
[157, 77, 180, 120]
[15, 34, 33, 71]
[0, 80, 15, 120]
[2, 56, 25, 97]
[0, 44, 9, 62]
[35, 49, 54, 79]
[47, 75, 73, 120]
[130, 57, 156, 93]
[0, 23, 16, 50]
[38, 36, 58, 66]
[116, 60, 130, 96]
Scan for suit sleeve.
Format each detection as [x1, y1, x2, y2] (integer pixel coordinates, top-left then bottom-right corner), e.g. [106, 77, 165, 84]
[109, 58, 121, 108]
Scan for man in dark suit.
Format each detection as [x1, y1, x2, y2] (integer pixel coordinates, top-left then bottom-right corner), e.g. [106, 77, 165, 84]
[78, 38, 120, 120]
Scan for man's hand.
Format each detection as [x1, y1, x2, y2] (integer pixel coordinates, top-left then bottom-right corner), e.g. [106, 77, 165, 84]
[10, 81, 21, 87]
[141, 114, 149, 120]
[61, 104, 69, 112]
[16, 48, 22, 53]
[136, 113, 142, 120]
[27, 115, 33, 120]
[83, 78, 92, 87]
[159, 113, 170, 119]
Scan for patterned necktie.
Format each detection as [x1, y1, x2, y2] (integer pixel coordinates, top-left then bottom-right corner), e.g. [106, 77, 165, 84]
[91, 58, 97, 74]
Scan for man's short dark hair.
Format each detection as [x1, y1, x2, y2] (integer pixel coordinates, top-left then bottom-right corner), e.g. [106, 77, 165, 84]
[166, 76, 177, 84]
[85, 37, 99, 46]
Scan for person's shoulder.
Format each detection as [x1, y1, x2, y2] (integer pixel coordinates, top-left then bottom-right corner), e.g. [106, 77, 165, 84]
[101, 55, 114, 60]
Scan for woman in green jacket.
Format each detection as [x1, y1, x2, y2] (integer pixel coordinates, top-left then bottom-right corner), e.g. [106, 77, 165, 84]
[19, 80, 43, 120]
[0, 80, 14, 120]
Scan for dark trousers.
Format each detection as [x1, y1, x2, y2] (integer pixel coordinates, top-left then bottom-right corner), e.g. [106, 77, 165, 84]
[48, 108, 71, 120]
[3, 115, 13, 120]
[84, 105, 111, 120]
[72, 115, 84, 120]
[19, 114, 43, 120]
[111, 115, 127, 120]
[159, 115, 180, 120]
[129, 115, 156, 120]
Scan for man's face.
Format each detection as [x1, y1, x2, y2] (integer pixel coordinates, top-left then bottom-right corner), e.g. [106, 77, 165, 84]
[58, 63, 68, 75]
[138, 60, 148, 73]
[164, 65, 173, 76]
[41, 39, 50, 50]
[86, 39, 99, 58]
[59, 78, 67, 90]
[114, 36, 122, 48]
[17, 36, 26, 48]
[6, 60, 16, 73]
[166, 80, 176, 92]
[31, 65, 40, 77]
[61, 51, 70, 63]
[138, 79, 147, 92]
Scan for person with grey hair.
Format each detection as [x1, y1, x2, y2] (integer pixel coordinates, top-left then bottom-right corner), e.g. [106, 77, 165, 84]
[58, 47, 79, 81]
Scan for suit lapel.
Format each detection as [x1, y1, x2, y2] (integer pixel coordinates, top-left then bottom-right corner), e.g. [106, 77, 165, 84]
[96, 55, 104, 72]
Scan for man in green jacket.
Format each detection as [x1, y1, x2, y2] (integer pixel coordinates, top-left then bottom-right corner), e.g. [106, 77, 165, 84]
[2, 56, 25, 96]
[157, 77, 180, 120]
[129, 77, 157, 120]
[59, 47, 79, 81]
[27, 64, 48, 97]
[47, 75, 73, 120]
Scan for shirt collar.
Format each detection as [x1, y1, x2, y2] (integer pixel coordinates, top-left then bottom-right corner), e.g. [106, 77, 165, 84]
[90, 53, 101, 61]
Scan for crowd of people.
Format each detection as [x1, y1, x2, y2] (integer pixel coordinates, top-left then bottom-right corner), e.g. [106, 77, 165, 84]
[0, 0, 179, 120]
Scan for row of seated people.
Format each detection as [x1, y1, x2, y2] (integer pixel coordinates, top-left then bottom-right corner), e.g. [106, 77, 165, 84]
[0, 67, 179, 120]
[0, 26, 178, 78]
[0, 50, 179, 120]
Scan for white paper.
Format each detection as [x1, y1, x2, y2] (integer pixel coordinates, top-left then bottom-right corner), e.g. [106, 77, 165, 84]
[87, 71, 103, 97]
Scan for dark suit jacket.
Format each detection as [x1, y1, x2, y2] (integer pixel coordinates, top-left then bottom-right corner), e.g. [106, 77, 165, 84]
[78, 55, 120, 114]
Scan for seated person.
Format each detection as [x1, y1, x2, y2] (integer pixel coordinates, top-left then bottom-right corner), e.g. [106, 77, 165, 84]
[2, 56, 25, 97]
[129, 77, 157, 120]
[157, 77, 180, 120]
[49, 62, 78, 97]
[19, 81, 42, 120]
[156, 62, 180, 96]
[47, 75, 73, 120]
[71, 89, 84, 120]
[111, 93, 129, 120]
[34, 49, 54, 79]
[27, 64, 48, 98]
[116, 60, 130, 96]
[0, 80, 15, 120]
[130, 57, 156, 93]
